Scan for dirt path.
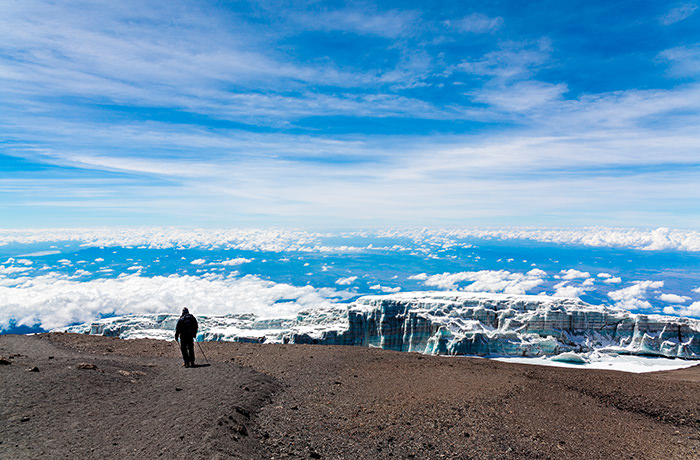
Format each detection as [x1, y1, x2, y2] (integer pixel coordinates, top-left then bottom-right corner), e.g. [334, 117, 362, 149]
[0, 334, 277, 460]
[2, 333, 700, 459]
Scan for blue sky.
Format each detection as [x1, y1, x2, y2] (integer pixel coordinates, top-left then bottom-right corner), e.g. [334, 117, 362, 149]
[1, 0, 700, 228]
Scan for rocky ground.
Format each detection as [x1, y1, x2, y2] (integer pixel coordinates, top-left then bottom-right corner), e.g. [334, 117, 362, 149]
[2, 333, 700, 459]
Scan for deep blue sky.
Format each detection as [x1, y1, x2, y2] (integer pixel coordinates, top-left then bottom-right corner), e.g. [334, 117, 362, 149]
[1, 0, 699, 228]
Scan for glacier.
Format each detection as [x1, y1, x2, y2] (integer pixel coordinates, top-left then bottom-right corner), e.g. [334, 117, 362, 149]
[60, 292, 700, 361]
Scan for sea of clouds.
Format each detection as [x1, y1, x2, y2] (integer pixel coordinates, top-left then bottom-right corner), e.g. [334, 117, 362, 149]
[0, 271, 353, 331]
[2, 226, 700, 333]
[2, 226, 700, 251]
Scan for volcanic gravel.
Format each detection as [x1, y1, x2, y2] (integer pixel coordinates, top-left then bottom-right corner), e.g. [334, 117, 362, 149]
[2, 333, 700, 459]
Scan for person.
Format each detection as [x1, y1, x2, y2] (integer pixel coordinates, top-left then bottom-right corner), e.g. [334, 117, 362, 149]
[175, 307, 198, 368]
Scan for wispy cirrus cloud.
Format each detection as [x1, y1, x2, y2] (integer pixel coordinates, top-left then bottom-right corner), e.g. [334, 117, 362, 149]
[458, 39, 552, 80]
[658, 45, 700, 77]
[2, 1, 700, 228]
[289, 8, 421, 38]
[660, 2, 698, 25]
[449, 13, 503, 34]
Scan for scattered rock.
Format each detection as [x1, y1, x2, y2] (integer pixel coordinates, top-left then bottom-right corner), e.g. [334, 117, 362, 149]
[26, 366, 40, 372]
[234, 424, 248, 436]
[20, 416, 30, 423]
[309, 451, 321, 459]
[0, 356, 11, 365]
[77, 362, 97, 370]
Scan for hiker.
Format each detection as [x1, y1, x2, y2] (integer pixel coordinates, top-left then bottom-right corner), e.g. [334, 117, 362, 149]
[175, 307, 198, 368]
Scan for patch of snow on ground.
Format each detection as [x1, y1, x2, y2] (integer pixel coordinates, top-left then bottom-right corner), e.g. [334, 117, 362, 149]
[493, 353, 699, 373]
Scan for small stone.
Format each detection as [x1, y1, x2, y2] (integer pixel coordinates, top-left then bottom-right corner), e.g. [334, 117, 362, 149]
[0, 356, 11, 365]
[175, 387, 183, 391]
[26, 366, 39, 372]
[235, 406, 250, 418]
[77, 362, 97, 370]
[20, 416, 30, 422]
[309, 451, 321, 459]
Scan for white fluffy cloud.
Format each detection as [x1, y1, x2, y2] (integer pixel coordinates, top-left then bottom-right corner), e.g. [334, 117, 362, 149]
[606, 278, 622, 284]
[664, 301, 700, 317]
[552, 282, 590, 299]
[414, 269, 545, 294]
[658, 293, 691, 304]
[214, 258, 252, 266]
[335, 276, 358, 285]
[0, 272, 353, 331]
[558, 269, 591, 280]
[369, 284, 401, 293]
[0, 265, 31, 275]
[608, 280, 665, 310]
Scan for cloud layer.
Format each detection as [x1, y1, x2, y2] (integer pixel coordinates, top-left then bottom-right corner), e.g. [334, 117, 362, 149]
[0, 271, 351, 331]
[4, 226, 700, 252]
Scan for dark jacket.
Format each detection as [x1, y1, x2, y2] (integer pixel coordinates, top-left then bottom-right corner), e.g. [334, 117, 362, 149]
[175, 313, 198, 342]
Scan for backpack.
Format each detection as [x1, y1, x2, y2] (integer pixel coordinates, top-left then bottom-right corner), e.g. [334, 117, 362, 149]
[180, 314, 197, 337]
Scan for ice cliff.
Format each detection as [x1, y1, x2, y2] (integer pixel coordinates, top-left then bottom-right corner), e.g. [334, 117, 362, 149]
[61, 292, 700, 360]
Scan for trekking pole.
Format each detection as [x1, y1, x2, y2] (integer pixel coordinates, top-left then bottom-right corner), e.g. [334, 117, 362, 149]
[196, 339, 209, 365]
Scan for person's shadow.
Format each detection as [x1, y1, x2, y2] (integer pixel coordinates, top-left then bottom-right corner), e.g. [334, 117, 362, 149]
[190, 363, 211, 368]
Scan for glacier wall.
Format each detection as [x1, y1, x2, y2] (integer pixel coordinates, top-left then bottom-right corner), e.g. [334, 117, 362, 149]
[61, 292, 700, 360]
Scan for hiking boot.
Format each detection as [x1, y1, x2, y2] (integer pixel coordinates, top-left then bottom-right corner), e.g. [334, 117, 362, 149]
[183, 362, 189, 368]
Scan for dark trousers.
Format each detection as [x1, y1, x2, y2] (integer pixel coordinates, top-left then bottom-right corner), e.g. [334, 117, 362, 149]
[180, 338, 195, 366]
